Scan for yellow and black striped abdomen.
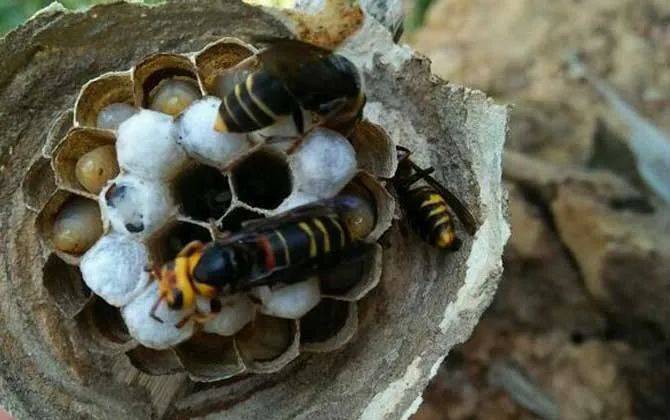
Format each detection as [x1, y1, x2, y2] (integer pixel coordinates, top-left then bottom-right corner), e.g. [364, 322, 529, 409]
[264, 217, 351, 271]
[218, 72, 294, 132]
[402, 186, 459, 249]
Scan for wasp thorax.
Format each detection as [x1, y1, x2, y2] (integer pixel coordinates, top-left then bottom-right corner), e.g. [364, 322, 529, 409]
[52, 197, 103, 254]
[75, 145, 119, 194]
[149, 79, 202, 116]
[96, 103, 138, 131]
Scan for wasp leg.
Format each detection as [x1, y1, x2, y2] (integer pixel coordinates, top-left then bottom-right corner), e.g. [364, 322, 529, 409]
[175, 308, 215, 328]
[175, 313, 193, 329]
[149, 295, 165, 323]
[398, 165, 436, 189]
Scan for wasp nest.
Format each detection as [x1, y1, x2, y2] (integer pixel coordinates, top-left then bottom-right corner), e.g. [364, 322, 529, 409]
[32, 33, 396, 378]
[3, 1, 508, 419]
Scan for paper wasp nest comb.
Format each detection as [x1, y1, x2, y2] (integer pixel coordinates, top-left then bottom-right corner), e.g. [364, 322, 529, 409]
[2, 1, 508, 419]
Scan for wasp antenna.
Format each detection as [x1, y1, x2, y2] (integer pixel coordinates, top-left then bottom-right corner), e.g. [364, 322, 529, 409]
[149, 295, 165, 323]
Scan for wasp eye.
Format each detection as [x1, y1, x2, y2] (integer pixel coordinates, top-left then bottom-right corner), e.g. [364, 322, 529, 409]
[169, 290, 184, 309]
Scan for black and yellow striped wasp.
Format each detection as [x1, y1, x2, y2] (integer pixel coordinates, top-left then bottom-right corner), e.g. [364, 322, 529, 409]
[149, 194, 376, 327]
[214, 37, 365, 136]
[392, 146, 477, 249]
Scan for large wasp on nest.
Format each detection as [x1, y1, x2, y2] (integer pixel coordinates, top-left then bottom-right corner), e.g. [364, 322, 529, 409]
[214, 38, 365, 136]
[149, 195, 376, 327]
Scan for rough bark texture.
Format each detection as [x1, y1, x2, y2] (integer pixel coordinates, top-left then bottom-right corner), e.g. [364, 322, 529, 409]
[0, 1, 508, 419]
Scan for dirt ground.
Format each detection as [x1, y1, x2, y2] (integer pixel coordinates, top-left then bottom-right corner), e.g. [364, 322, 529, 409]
[408, 1, 670, 419]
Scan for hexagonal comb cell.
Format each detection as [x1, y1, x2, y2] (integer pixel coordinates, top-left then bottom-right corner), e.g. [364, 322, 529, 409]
[74, 71, 135, 129]
[53, 128, 118, 196]
[173, 164, 232, 222]
[231, 148, 292, 210]
[235, 315, 299, 373]
[43, 110, 74, 158]
[217, 206, 264, 233]
[349, 120, 397, 178]
[36, 191, 103, 263]
[87, 297, 133, 345]
[320, 243, 382, 301]
[43, 254, 91, 318]
[126, 346, 184, 376]
[133, 53, 202, 115]
[22, 156, 57, 213]
[175, 333, 245, 381]
[150, 221, 213, 264]
[194, 38, 256, 95]
[341, 171, 395, 242]
[300, 299, 357, 352]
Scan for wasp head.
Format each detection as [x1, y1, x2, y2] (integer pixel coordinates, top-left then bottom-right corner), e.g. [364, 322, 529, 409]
[149, 241, 206, 322]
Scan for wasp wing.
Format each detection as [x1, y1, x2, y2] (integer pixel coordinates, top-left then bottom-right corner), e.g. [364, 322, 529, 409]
[423, 173, 478, 236]
[232, 242, 376, 292]
[254, 38, 361, 112]
[238, 200, 342, 233]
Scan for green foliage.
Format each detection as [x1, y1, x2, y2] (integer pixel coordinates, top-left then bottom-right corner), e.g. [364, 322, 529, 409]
[0, 0, 165, 35]
[406, 0, 436, 32]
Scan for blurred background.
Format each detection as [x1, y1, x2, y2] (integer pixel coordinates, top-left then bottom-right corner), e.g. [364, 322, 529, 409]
[407, 1, 670, 419]
[2, 1, 669, 419]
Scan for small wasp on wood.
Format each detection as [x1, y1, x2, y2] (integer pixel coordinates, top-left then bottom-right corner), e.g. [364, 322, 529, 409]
[393, 146, 477, 249]
[214, 38, 365, 135]
[149, 194, 376, 327]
